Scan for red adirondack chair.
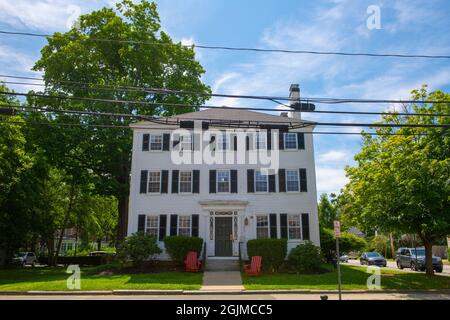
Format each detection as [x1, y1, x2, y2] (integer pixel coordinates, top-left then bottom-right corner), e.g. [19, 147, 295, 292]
[184, 251, 201, 272]
[244, 256, 262, 276]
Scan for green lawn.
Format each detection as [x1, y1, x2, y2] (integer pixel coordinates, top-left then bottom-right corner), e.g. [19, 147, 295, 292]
[242, 265, 450, 290]
[0, 267, 203, 291]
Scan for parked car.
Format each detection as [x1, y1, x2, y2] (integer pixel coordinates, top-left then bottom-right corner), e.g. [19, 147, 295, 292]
[395, 247, 443, 272]
[12, 252, 37, 266]
[360, 252, 387, 267]
[339, 254, 349, 263]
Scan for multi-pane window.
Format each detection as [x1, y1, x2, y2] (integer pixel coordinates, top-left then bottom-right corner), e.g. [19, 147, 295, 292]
[150, 134, 163, 150]
[256, 215, 269, 239]
[180, 134, 192, 150]
[284, 133, 297, 149]
[286, 170, 300, 192]
[217, 170, 230, 192]
[255, 170, 268, 192]
[179, 171, 192, 193]
[255, 132, 267, 149]
[217, 133, 230, 150]
[146, 216, 159, 238]
[178, 216, 191, 236]
[148, 171, 161, 193]
[288, 214, 301, 239]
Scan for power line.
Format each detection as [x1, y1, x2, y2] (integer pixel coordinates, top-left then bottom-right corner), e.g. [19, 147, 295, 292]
[0, 119, 446, 136]
[0, 30, 449, 59]
[1, 91, 450, 120]
[2, 103, 449, 129]
[1, 74, 449, 105]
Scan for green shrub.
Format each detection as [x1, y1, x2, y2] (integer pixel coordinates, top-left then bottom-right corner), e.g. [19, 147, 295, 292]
[288, 241, 323, 274]
[246, 239, 287, 273]
[116, 232, 161, 267]
[163, 236, 203, 265]
[320, 228, 367, 262]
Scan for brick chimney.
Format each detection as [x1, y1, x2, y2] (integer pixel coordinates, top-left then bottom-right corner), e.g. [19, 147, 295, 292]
[288, 84, 301, 120]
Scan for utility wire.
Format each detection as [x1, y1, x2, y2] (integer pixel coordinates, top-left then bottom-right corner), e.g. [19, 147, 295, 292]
[2, 103, 449, 129]
[0, 119, 447, 136]
[0, 30, 449, 59]
[1, 74, 449, 105]
[1, 91, 450, 119]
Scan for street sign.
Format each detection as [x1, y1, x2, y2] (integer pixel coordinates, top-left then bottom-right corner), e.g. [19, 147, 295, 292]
[334, 220, 341, 238]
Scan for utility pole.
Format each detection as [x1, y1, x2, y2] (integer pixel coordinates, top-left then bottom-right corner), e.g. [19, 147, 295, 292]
[334, 220, 342, 300]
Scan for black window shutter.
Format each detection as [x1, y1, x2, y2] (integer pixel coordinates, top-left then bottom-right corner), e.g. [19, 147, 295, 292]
[231, 170, 238, 193]
[193, 170, 200, 194]
[297, 132, 305, 150]
[192, 214, 199, 237]
[247, 169, 255, 193]
[269, 213, 277, 239]
[170, 214, 178, 236]
[279, 132, 284, 150]
[233, 135, 237, 151]
[280, 214, 288, 238]
[299, 168, 307, 192]
[140, 170, 148, 194]
[246, 135, 250, 150]
[142, 134, 149, 151]
[162, 133, 170, 151]
[161, 170, 169, 193]
[159, 215, 167, 241]
[209, 170, 216, 193]
[267, 130, 272, 150]
[301, 213, 310, 240]
[172, 170, 179, 193]
[138, 214, 146, 233]
[278, 169, 286, 192]
[172, 138, 180, 149]
[268, 174, 276, 192]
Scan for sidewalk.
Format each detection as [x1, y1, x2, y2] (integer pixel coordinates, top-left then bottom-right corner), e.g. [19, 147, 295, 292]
[200, 271, 244, 291]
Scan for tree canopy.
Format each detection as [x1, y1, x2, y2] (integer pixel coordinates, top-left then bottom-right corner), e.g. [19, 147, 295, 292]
[341, 86, 450, 274]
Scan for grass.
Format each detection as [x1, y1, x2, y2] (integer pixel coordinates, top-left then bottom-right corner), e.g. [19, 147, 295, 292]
[242, 265, 450, 290]
[0, 267, 203, 291]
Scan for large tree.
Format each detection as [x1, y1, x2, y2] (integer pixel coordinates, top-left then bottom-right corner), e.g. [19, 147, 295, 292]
[318, 193, 338, 230]
[31, 0, 210, 240]
[341, 86, 450, 275]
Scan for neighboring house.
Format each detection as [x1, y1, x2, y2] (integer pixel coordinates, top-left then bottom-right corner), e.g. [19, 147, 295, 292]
[128, 85, 320, 259]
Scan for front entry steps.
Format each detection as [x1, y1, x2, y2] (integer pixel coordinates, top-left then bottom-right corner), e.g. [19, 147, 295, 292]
[205, 258, 240, 271]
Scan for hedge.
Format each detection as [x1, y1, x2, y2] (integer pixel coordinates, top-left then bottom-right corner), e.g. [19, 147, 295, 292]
[246, 238, 287, 273]
[288, 241, 323, 274]
[163, 236, 203, 265]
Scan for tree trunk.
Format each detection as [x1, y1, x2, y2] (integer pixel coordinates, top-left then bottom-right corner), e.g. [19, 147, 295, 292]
[421, 235, 434, 275]
[97, 239, 102, 251]
[389, 233, 395, 259]
[117, 194, 129, 241]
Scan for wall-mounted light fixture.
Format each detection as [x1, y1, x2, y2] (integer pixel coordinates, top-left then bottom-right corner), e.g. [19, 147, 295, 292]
[244, 217, 249, 226]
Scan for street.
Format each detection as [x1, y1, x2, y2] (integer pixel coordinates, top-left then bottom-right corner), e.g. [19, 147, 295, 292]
[344, 259, 450, 276]
[0, 292, 449, 300]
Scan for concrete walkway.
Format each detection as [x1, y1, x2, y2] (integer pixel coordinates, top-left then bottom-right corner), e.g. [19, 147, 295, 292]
[200, 271, 244, 291]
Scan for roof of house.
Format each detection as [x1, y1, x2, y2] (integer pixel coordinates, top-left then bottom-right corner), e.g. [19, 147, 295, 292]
[132, 108, 315, 128]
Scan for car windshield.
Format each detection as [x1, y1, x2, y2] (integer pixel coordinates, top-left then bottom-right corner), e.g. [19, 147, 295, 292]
[410, 249, 425, 257]
[366, 252, 381, 258]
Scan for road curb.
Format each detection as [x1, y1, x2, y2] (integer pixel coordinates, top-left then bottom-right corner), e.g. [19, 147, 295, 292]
[0, 289, 449, 296]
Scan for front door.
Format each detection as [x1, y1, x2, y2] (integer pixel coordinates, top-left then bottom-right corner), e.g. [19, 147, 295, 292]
[215, 217, 233, 256]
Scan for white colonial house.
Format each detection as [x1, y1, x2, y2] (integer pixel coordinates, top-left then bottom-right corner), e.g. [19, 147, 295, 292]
[127, 85, 320, 259]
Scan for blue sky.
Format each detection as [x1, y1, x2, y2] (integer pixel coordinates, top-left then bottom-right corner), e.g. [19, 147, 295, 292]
[1, 0, 449, 196]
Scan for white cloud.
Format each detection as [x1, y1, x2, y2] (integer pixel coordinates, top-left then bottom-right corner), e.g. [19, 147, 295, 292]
[316, 167, 348, 195]
[318, 150, 352, 163]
